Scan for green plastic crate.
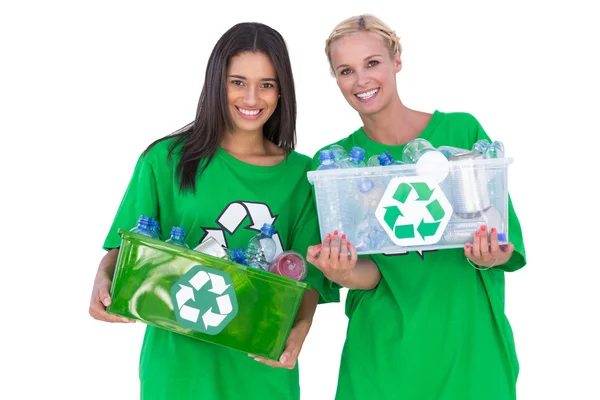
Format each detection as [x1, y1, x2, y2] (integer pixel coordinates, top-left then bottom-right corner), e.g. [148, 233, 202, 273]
[106, 229, 311, 360]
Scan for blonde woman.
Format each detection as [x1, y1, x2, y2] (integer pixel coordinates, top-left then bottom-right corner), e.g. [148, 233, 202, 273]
[306, 14, 526, 400]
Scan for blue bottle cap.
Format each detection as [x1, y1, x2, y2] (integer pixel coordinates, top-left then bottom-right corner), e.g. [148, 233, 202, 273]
[377, 151, 394, 166]
[349, 146, 365, 161]
[260, 223, 275, 237]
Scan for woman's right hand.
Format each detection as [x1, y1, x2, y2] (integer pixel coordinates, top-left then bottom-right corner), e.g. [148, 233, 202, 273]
[89, 249, 135, 323]
[306, 231, 358, 285]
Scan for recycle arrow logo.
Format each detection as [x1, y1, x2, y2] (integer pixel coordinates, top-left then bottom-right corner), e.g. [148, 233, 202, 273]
[375, 177, 453, 246]
[198, 201, 283, 256]
[170, 265, 238, 335]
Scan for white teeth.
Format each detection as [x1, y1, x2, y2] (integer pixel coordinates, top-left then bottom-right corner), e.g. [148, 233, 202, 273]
[238, 107, 260, 116]
[356, 89, 378, 99]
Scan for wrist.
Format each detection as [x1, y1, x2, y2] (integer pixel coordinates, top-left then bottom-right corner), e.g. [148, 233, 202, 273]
[324, 269, 352, 286]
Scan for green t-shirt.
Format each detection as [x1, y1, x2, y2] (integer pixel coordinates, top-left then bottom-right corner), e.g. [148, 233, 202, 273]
[311, 111, 527, 400]
[103, 138, 339, 400]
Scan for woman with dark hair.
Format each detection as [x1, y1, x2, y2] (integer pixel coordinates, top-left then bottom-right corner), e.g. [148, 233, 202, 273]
[89, 22, 338, 399]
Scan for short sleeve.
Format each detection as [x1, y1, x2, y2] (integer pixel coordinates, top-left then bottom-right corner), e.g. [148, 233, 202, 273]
[102, 153, 159, 250]
[289, 187, 341, 304]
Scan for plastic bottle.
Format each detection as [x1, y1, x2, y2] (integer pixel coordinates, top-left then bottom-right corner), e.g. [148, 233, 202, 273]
[471, 139, 491, 153]
[225, 247, 249, 266]
[338, 146, 367, 168]
[131, 215, 159, 239]
[329, 145, 348, 163]
[246, 223, 277, 271]
[483, 141, 505, 159]
[317, 150, 340, 170]
[367, 151, 404, 167]
[165, 226, 189, 248]
[437, 146, 470, 159]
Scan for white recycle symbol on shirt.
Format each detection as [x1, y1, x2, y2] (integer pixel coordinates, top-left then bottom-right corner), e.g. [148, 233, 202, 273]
[170, 265, 238, 335]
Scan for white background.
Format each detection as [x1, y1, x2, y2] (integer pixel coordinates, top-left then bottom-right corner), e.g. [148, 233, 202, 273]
[1, 0, 598, 399]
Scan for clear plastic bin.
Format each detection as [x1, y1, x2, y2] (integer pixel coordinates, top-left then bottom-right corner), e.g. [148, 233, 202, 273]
[307, 156, 513, 254]
[107, 229, 311, 360]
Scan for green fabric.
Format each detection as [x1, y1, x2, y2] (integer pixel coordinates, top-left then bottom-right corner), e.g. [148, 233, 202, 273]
[104, 138, 339, 400]
[311, 111, 527, 400]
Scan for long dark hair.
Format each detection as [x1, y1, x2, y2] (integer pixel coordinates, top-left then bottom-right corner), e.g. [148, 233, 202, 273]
[145, 22, 297, 192]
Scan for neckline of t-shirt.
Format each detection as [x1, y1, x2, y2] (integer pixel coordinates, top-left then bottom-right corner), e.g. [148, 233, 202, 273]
[216, 146, 295, 174]
[353, 110, 444, 154]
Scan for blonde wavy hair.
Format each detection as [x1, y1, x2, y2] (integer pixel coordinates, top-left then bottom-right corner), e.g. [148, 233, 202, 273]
[325, 14, 402, 75]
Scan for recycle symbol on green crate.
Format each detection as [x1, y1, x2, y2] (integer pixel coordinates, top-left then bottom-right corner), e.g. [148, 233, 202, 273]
[170, 265, 238, 335]
[375, 177, 453, 246]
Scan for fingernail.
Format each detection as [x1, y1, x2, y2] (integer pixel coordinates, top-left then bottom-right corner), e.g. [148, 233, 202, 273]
[102, 297, 111, 307]
[326, 234, 331, 239]
[466, 243, 471, 249]
[280, 355, 288, 364]
[347, 241, 352, 247]
[341, 234, 347, 240]
[481, 225, 487, 231]
[334, 230, 339, 236]
[316, 244, 322, 249]
[491, 228, 497, 234]
[475, 232, 480, 238]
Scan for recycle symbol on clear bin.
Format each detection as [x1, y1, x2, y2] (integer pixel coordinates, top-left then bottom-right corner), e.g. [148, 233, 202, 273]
[375, 177, 453, 246]
[170, 265, 238, 335]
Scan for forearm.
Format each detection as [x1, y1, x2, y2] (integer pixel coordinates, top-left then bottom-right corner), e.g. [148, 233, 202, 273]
[294, 289, 319, 325]
[328, 258, 381, 290]
[96, 248, 120, 282]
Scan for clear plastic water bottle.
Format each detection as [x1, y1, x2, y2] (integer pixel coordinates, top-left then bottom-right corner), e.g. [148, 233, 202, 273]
[471, 139, 490, 153]
[225, 247, 248, 266]
[246, 223, 277, 271]
[149, 217, 162, 240]
[317, 150, 340, 170]
[131, 215, 160, 239]
[338, 146, 367, 168]
[165, 226, 189, 248]
[329, 145, 348, 163]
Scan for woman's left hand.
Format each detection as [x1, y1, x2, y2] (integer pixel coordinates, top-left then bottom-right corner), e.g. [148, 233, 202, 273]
[464, 225, 514, 268]
[249, 318, 311, 369]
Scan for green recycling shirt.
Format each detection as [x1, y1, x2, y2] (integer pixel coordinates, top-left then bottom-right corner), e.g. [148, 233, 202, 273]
[311, 111, 527, 400]
[103, 138, 339, 400]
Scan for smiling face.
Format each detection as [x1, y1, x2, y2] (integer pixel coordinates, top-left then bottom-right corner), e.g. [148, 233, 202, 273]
[226, 51, 279, 135]
[329, 32, 402, 116]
